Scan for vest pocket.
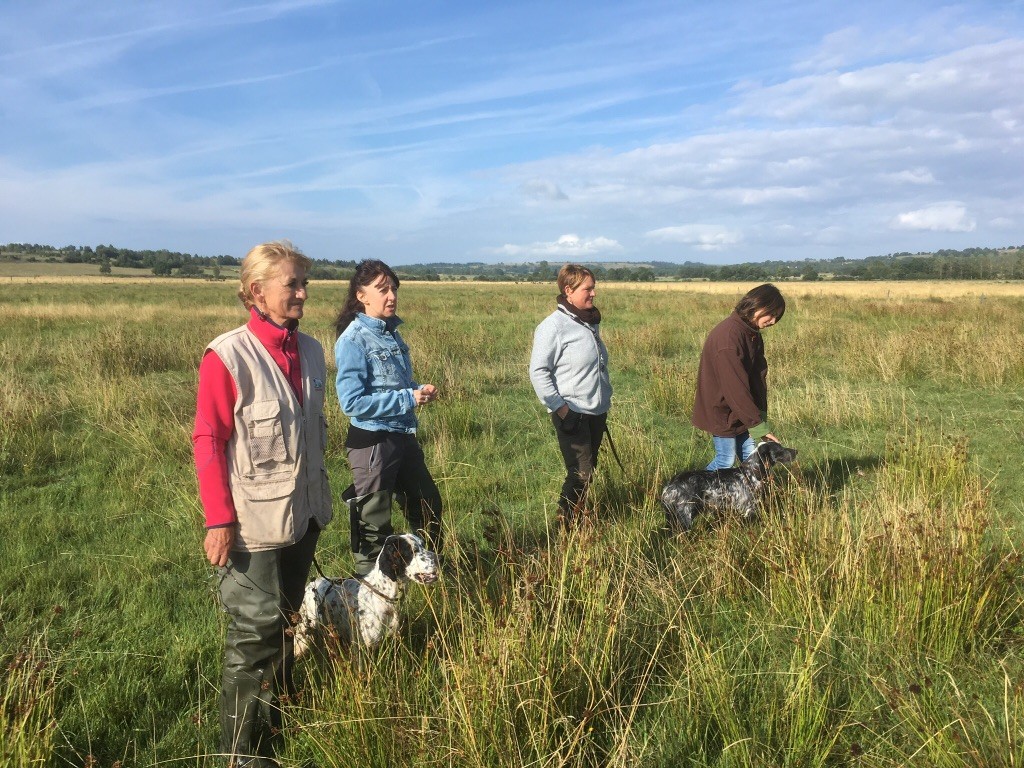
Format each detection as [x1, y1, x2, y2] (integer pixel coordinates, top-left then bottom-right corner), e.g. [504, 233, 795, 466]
[234, 476, 296, 547]
[246, 399, 289, 467]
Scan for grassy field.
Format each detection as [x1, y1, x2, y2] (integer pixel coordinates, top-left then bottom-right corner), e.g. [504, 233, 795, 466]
[1, 278, 1023, 767]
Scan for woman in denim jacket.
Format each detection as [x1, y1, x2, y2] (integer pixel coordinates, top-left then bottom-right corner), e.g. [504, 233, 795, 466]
[334, 260, 442, 576]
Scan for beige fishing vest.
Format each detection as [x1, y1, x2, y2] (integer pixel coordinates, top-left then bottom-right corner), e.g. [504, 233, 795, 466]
[207, 325, 333, 552]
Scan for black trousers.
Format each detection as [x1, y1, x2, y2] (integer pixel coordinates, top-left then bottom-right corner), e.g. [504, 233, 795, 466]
[550, 410, 607, 523]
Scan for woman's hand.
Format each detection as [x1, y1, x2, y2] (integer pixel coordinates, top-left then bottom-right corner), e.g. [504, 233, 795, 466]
[414, 384, 438, 406]
[556, 404, 570, 419]
[204, 526, 236, 568]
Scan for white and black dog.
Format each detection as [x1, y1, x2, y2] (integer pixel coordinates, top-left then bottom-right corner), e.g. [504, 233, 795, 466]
[293, 533, 439, 658]
[660, 441, 798, 532]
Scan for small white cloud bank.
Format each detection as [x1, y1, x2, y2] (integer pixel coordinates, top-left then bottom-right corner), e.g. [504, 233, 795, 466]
[486, 233, 622, 259]
[645, 225, 743, 251]
[890, 202, 976, 232]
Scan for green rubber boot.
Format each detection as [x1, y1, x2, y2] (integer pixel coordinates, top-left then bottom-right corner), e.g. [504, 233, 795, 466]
[348, 489, 394, 577]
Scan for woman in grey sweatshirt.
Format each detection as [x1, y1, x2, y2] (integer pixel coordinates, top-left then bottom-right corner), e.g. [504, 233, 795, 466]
[529, 264, 612, 527]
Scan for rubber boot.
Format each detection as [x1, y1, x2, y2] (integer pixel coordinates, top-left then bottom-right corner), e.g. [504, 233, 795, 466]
[218, 573, 283, 767]
[219, 668, 280, 767]
[349, 489, 394, 577]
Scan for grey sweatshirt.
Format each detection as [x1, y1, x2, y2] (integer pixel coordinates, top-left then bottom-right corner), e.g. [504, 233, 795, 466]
[529, 306, 612, 415]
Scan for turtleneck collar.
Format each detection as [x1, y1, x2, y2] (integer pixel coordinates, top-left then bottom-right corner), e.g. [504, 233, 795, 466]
[247, 306, 298, 350]
[557, 294, 601, 326]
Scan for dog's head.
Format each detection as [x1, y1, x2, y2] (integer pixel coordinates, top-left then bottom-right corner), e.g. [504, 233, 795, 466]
[377, 533, 439, 585]
[750, 440, 798, 469]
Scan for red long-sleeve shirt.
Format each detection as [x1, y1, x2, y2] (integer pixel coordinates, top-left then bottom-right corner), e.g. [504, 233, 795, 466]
[192, 308, 304, 528]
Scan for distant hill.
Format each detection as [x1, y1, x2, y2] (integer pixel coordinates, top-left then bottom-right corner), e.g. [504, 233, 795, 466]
[2, 243, 1021, 282]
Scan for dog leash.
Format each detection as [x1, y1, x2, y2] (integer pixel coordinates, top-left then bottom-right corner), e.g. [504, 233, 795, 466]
[311, 555, 339, 584]
[603, 421, 627, 474]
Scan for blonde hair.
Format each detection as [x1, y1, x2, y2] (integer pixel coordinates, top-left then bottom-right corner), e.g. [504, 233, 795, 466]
[556, 264, 595, 295]
[237, 240, 313, 310]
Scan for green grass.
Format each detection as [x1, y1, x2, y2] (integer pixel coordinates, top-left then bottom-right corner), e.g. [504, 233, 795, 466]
[1, 280, 1022, 767]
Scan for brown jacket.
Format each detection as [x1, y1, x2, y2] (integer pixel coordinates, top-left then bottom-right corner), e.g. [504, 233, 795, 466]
[691, 312, 768, 438]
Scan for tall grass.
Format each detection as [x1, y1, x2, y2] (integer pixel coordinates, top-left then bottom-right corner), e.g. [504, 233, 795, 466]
[1, 635, 57, 765]
[0, 280, 1022, 766]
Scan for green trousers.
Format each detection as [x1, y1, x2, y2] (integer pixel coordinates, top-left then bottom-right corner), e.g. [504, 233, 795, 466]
[217, 522, 319, 765]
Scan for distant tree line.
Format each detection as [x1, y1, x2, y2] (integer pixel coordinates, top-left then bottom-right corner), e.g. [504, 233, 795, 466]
[0, 243, 359, 280]
[2, 243, 1022, 282]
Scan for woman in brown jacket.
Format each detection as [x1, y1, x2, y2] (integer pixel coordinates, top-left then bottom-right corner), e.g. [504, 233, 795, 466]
[691, 284, 786, 469]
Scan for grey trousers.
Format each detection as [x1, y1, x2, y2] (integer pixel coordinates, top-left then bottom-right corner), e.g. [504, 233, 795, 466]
[217, 522, 319, 765]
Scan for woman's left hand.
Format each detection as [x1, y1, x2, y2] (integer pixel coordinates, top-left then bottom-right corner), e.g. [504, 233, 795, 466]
[414, 384, 438, 406]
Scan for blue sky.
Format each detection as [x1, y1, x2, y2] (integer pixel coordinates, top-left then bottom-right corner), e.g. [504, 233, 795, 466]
[1, 0, 1022, 264]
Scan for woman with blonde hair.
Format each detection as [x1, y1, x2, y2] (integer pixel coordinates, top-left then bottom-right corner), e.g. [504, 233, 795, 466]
[193, 240, 332, 765]
[529, 264, 612, 527]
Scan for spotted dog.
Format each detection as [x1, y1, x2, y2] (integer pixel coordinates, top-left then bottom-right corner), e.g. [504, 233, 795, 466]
[293, 533, 439, 657]
[660, 441, 798, 532]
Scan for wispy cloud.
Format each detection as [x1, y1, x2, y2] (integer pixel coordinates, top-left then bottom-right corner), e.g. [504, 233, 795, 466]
[0, 1, 1021, 262]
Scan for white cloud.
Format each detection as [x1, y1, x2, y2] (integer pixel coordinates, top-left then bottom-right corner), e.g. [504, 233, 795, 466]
[486, 233, 622, 259]
[883, 168, 936, 185]
[731, 39, 1024, 126]
[645, 225, 742, 251]
[891, 202, 976, 232]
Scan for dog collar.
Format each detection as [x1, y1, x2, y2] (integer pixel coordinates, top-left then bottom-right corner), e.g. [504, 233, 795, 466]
[354, 574, 400, 604]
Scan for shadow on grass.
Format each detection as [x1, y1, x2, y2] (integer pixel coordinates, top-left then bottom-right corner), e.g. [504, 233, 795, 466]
[797, 454, 884, 496]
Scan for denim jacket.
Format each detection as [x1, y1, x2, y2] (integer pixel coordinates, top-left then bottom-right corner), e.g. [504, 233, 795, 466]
[334, 313, 420, 433]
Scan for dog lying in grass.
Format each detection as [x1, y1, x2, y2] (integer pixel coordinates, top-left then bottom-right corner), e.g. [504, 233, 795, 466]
[660, 441, 798, 532]
[293, 533, 439, 658]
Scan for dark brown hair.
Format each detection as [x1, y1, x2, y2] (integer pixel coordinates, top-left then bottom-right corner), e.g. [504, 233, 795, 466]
[333, 260, 401, 337]
[734, 283, 785, 324]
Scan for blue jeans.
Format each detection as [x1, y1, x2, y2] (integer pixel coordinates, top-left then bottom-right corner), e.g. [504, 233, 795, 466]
[706, 433, 756, 470]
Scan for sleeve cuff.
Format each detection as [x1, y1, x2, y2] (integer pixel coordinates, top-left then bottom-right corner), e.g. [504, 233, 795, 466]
[749, 420, 771, 441]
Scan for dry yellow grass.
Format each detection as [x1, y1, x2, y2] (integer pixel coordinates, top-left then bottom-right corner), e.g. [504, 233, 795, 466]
[600, 279, 1024, 299]
[4, 273, 1022, 298]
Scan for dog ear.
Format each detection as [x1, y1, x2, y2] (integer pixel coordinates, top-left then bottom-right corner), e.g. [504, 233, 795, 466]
[377, 536, 404, 581]
[396, 535, 414, 565]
